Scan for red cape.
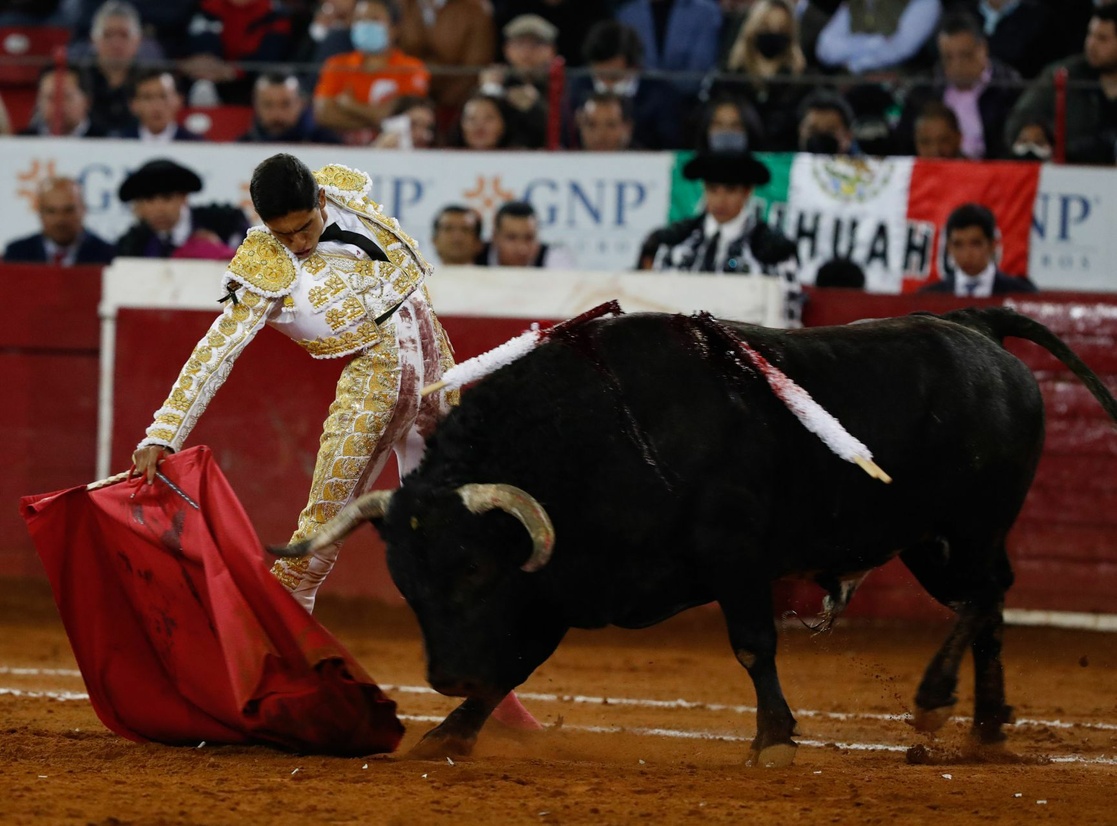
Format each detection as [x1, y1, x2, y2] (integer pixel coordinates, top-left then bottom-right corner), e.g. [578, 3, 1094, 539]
[19, 446, 404, 756]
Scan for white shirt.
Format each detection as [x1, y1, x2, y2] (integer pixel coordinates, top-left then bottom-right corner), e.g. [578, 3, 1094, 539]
[954, 261, 996, 297]
[139, 124, 177, 143]
[42, 237, 76, 265]
[701, 208, 751, 271]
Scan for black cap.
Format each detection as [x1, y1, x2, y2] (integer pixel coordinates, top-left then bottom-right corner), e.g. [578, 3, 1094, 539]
[682, 150, 771, 187]
[118, 159, 203, 202]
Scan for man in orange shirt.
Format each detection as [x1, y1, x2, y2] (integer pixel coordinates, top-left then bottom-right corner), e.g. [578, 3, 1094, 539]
[313, 0, 430, 140]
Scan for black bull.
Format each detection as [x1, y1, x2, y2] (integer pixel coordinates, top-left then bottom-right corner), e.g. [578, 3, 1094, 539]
[273, 307, 1117, 766]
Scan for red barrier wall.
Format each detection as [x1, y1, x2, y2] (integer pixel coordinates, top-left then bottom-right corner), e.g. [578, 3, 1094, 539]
[5, 266, 1117, 619]
[0, 265, 101, 578]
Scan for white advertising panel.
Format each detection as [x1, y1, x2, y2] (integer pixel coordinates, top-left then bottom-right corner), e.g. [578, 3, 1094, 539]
[0, 137, 673, 272]
[1030, 164, 1117, 292]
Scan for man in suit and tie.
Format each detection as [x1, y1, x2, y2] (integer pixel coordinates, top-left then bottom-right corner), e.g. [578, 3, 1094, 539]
[117, 69, 204, 141]
[115, 158, 249, 259]
[3, 177, 116, 265]
[920, 203, 1038, 296]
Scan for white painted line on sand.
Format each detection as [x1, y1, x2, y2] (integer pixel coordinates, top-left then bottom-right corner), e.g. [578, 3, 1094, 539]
[4, 679, 1114, 766]
[6, 668, 1116, 734]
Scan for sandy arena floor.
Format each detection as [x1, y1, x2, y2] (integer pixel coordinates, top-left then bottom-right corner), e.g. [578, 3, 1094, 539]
[1, 579, 1115, 825]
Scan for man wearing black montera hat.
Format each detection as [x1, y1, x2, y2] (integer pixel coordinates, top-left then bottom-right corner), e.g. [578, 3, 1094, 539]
[115, 159, 250, 259]
[638, 149, 802, 326]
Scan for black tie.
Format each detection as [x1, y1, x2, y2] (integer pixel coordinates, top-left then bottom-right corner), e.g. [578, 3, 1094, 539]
[700, 230, 721, 272]
[319, 223, 390, 262]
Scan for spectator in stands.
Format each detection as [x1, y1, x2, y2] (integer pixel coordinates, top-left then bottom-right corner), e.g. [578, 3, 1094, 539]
[477, 200, 576, 268]
[237, 73, 342, 144]
[1008, 120, 1053, 162]
[3, 177, 116, 266]
[815, 0, 942, 75]
[575, 92, 636, 151]
[568, 20, 685, 149]
[637, 150, 802, 326]
[313, 0, 430, 141]
[431, 204, 484, 265]
[179, 0, 294, 106]
[115, 159, 250, 260]
[398, 0, 496, 109]
[495, 13, 559, 81]
[21, 66, 107, 138]
[477, 15, 556, 149]
[912, 101, 965, 158]
[704, 0, 807, 151]
[450, 92, 533, 149]
[81, 0, 145, 136]
[492, 1, 611, 69]
[896, 12, 1021, 159]
[957, 0, 1053, 79]
[797, 90, 857, 154]
[1006, 5, 1117, 165]
[814, 257, 866, 288]
[693, 95, 764, 151]
[613, 0, 723, 92]
[292, 0, 359, 70]
[371, 95, 437, 147]
[919, 203, 1037, 295]
[119, 70, 203, 142]
[843, 81, 898, 155]
[71, 0, 195, 58]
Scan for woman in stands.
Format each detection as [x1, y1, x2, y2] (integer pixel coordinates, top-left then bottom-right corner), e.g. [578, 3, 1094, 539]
[700, 0, 808, 151]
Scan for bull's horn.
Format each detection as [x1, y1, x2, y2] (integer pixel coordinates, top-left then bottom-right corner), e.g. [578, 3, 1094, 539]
[267, 490, 394, 558]
[456, 484, 555, 572]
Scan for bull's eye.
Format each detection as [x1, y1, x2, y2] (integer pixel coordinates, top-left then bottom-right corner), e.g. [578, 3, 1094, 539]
[410, 517, 419, 530]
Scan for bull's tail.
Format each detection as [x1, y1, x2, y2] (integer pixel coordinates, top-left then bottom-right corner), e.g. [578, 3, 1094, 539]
[943, 307, 1117, 424]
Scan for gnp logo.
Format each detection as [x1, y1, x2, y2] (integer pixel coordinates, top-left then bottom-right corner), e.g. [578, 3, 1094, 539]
[809, 156, 896, 204]
[367, 175, 427, 221]
[521, 178, 650, 228]
[1032, 191, 1097, 242]
[457, 175, 653, 229]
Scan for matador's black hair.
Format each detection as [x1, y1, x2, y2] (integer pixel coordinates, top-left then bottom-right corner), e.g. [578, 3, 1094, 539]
[250, 153, 318, 221]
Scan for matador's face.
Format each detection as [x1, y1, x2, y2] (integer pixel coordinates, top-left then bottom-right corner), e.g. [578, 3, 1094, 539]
[264, 188, 329, 259]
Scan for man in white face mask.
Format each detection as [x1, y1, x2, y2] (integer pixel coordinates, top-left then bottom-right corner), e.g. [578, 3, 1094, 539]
[313, 0, 431, 140]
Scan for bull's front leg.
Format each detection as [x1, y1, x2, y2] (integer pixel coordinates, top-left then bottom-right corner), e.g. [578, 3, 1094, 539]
[408, 696, 499, 759]
[969, 602, 1014, 745]
[719, 590, 798, 768]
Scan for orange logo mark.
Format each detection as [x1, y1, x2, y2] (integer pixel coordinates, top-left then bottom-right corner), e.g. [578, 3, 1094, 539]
[462, 175, 518, 217]
[16, 159, 60, 212]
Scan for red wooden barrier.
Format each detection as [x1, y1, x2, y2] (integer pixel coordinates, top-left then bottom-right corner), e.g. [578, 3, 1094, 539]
[5, 268, 1117, 620]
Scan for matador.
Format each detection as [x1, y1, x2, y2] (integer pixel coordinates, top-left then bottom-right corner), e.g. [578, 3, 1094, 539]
[132, 155, 539, 731]
[133, 155, 457, 613]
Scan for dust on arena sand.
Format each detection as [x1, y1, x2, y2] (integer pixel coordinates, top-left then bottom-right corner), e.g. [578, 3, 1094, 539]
[1, 580, 1114, 825]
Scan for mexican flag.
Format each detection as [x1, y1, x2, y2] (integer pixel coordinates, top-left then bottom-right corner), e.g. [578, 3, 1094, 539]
[670, 153, 1041, 293]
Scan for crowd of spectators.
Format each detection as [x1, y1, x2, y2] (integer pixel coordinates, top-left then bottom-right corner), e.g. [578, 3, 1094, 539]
[0, 0, 1110, 160]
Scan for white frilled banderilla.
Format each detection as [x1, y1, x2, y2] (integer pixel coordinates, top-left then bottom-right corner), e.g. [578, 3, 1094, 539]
[422, 302, 891, 485]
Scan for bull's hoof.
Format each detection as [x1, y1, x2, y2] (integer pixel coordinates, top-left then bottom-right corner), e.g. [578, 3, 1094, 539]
[406, 730, 477, 761]
[910, 704, 955, 733]
[747, 742, 797, 769]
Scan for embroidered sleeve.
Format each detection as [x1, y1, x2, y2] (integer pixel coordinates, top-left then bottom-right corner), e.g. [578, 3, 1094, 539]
[225, 229, 298, 297]
[138, 288, 275, 452]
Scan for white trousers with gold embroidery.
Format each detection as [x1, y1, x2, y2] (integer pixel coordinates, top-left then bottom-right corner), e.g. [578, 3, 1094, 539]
[271, 289, 455, 611]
